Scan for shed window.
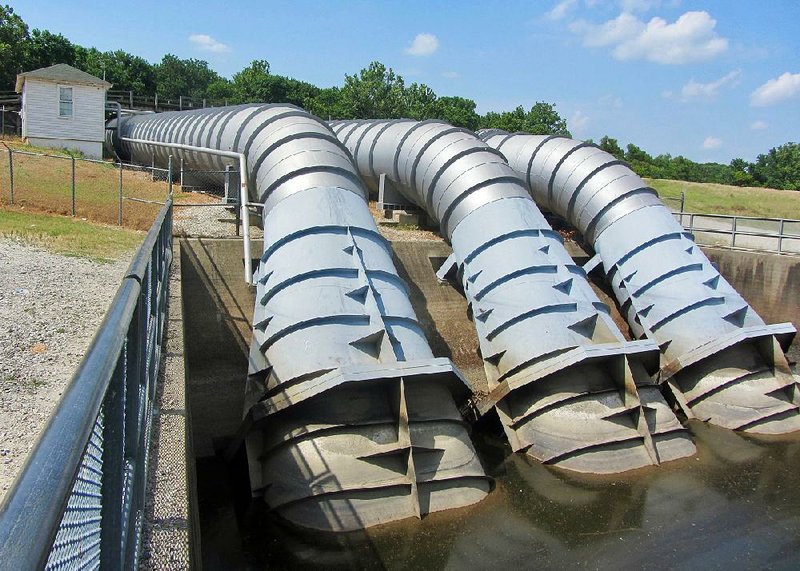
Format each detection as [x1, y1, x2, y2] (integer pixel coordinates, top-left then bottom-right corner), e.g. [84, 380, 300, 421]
[59, 86, 73, 118]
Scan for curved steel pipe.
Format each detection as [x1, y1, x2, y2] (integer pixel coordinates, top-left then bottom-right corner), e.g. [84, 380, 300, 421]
[481, 130, 800, 434]
[332, 119, 695, 474]
[110, 106, 490, 531]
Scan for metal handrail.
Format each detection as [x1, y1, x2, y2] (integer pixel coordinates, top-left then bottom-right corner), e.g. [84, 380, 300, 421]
[0, 197, 174, 569]
[674, 211, 800, 253]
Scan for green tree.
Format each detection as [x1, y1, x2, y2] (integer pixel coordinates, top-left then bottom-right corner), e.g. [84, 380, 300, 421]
[750, 142, 800, 190]
[404, 82, 438, 120]
[599, 136, 624, 160]
[26, 29, 75, 70]
[156, 54, 220, 100]
[525, 101, 570, 136]
[339, 61, 407, 119]
[0, 4, 29, 89]
[434, 96, 479, 130]
[304, 86, 346, 120]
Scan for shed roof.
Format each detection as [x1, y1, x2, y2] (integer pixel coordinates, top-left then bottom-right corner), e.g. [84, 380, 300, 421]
[16, 63, 112, 92]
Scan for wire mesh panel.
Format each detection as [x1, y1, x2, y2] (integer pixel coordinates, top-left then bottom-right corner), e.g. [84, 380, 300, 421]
[45, 411, 105, 571]
[4, 152, 73, 214]
[0, 149, 9, 201]
[0, 200, 173, 570]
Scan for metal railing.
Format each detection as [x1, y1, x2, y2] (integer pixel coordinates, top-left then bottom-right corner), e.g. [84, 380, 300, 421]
[0, 197, 173, 569]
[675, 211, 800, 254]
[107, 90, 227, 112]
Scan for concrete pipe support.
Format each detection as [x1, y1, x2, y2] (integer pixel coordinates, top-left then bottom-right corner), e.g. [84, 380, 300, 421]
[110, 105, 491, 531]
[331, 119, 695, 473]
[480, 130, 800, 434]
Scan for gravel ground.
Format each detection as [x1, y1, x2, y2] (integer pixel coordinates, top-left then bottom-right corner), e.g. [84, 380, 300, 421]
[0, 238, 133, 504]
[173, 204, 263, 239]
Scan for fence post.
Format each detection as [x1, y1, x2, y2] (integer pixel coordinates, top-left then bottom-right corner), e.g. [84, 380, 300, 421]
[71, 156, 76, 216]
[732, 216, 738, 248]
[154, 92, 158, 113]
[179, 157, 184, 188]
[203, 98, 206, 108]
[680, 191, 685, 213]
[7, 148, 12, 204]
[129, 91, 133, 109]
[118, 161, 123, 226]
[779, 219, 785, 254]
[235, 185, 241, 237]
[179, 96, 183, 111]
[224, 165, 232, 203]
[168, 155, 173, 197]
[1, 105, 5, 139]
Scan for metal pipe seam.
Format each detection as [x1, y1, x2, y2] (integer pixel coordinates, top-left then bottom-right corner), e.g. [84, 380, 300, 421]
[333, 119, 696, 474]
[110, 106, 491, 531]
[482, 130, 800, 435]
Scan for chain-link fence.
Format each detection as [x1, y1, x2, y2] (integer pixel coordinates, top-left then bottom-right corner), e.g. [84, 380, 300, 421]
[0, 145, 238, 231]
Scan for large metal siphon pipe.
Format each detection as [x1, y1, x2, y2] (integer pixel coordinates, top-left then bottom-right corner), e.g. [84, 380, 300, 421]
[331, 119, 696, 473]
[480, 130, 800, 434]
[110, 105, 491, 531]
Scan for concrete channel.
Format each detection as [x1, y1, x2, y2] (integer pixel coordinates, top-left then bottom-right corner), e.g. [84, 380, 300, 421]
[145, 232, 800, 569]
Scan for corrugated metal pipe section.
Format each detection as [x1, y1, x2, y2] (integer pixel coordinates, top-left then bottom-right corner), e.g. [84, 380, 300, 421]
[331, 119, 696, 473]
[480, 130, 800, 434]
[110, 105, 491, 531]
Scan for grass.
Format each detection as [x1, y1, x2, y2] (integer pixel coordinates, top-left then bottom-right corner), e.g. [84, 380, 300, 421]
[0, 206, 144, 263]
[647, 178, 800, 220]
[0, 138, 215, 231]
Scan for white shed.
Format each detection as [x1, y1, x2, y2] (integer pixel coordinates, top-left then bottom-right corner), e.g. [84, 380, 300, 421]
[15, 64, 112, 159]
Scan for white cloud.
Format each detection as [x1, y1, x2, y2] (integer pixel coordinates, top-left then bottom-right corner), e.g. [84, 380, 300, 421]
[702, 136, 722, 150]
[441, 70, 459, 79]
[750, 120, 767, 130]
[188, 33, 230, 54]
[619, 0, 661, 12]
[665, 69, 741, 101]
[570, 110, 590, 135]
[570, 10, 728, 64]
[405, 33, 439, 57]
[750, 72, 800, 107]
[546, 0, 578, 20]
[599, 94, 623, 108]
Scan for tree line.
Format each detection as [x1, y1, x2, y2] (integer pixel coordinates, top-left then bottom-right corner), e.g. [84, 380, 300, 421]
[1, 5, 797, 190]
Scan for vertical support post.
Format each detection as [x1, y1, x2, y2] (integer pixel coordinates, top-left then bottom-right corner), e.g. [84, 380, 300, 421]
[179, 96, 183, 111]
[7, 148, 13, 205]
[1, 105, 5, 139]
[680, 191, 685, 214]
[71, 157, 76, 216]
[118, 161, 123, 226]
[129, 90, 133, 109]
[732, 216, 738, 248]
[151, 153, 155, 182]
[168, 155, 173, 197]
[779, 219, 785, 253]
[239, 154, 252, 284]
[180, 157, 184, 188]
[378, 173, 387, 210]
[203, 98, 206, 108]
[154, 92, 158, 112]
[99, 356, 127, 570]
[224, 165, 232, 203]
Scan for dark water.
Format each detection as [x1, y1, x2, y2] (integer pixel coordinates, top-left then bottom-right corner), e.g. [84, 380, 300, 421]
[198, 420, 800, 570]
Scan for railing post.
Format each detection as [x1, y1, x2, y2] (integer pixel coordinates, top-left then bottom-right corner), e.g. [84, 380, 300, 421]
[732, 216, 737, 248]
[235, 184, 241, 237]
[179, 96, 183, 111]
[118, 161, 123, 226]
[154, 92, 158, 113]
[180, 156, 184, 188]
[680, 191, 685, 213]
[71, 157, 76, 216]
[7, 147, 12, 204]
[168, 154, 173, 196]
[779, 219, 785, 253]
[129, 90, 133, 109]
[224, 164, 232, 203]
[100, 357, 127, 570]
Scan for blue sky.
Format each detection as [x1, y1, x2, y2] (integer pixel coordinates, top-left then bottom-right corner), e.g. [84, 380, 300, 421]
[11, 0, 800, 164]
